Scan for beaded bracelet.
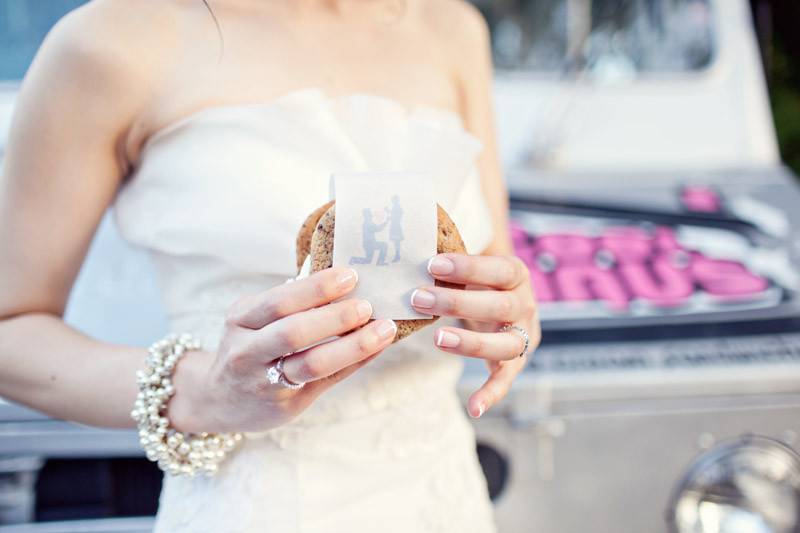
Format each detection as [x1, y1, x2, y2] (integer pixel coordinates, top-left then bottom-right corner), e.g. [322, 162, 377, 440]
[131, 333, 243, 477]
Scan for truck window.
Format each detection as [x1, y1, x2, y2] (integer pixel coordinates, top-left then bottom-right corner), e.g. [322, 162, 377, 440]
[472, 0, 715, 75]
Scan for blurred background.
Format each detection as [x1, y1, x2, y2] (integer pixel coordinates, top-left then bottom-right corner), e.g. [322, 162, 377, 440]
[2, 1, 800, 532]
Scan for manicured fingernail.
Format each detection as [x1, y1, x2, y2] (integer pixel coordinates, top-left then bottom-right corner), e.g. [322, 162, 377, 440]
[375, 319, 397, 340]
[410, 288, 436, 308]
[435, 329, 460, 348]
[470, 403, 485, 419]
[356, 300, 373, 320]
[337, 268, 358, 288]
[427, 256, 455, 276]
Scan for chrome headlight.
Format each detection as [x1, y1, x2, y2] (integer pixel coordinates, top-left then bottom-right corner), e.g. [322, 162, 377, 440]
[668, 435, 800, 533]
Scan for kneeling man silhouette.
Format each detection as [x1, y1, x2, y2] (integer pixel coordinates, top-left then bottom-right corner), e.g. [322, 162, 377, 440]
[349, 207, 389, 266]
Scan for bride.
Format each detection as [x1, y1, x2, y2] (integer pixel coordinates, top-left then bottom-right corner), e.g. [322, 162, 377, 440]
[0, 0, 540, 530]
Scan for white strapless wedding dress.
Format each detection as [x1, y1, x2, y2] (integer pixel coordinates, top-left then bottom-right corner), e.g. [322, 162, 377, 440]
[112, 87, 497, 532]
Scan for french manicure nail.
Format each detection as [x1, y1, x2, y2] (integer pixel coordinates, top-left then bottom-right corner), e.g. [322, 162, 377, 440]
[435, 329, 460, 348]
[469, 402, 485, 419]
[376, 319, 397, 340]
[410, 288, 436, 308]
[337, 268, 358, 288]
[427, 256, 455, 276]
[356, 300, 373, 320]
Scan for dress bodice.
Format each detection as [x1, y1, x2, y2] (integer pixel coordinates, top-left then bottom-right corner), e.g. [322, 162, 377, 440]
[111, 86, 495, 431]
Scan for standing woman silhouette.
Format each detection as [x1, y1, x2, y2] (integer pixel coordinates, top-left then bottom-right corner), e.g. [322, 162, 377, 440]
[0, 0, 540, 530]
[387, 194, 404, 262]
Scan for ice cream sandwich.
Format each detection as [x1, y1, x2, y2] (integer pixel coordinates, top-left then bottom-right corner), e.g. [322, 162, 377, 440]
[295, 200, 466, 342]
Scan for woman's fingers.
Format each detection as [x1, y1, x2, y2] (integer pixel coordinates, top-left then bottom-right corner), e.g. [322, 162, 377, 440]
[467, 357, 526, 418]
[426, 253, 527, 290]
[458, 319, 540, 417]
[292, 349, 386, 406]
[280, 318, 397, 384]
[431, 325, 527, 361]
[415, 252, 540, 418]
[226, 266, 359, 329]
[258, 297, 374, 357]
[410, 284, 533, 323]
[219, 296, 374, 379]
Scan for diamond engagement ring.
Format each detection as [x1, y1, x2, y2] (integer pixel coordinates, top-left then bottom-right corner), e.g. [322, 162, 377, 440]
[265, 354, 306, 390]
[499, 324, 530, 358]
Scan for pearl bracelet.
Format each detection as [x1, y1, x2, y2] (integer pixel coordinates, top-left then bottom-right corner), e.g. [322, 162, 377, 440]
[131, 332, 243, 477]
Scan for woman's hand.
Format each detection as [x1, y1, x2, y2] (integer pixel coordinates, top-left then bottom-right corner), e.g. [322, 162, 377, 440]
[167, 266, 397, 434]
[410, 253, 540, 418]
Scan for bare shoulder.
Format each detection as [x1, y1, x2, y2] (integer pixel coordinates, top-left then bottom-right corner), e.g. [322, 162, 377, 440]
[421, 0, 491, 52]
[36, 0, 189, 85]
[16, 0, 213, 171]
[418, 0, 493, 121]
[419, 0, 493, 98]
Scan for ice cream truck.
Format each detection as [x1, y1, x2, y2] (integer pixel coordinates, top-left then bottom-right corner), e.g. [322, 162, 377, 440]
[463, 0, 800, 532]
[1, 0, 799, 531]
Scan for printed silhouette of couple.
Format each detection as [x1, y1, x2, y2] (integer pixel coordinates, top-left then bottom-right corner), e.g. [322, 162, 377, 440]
[349, 195, 404, 266]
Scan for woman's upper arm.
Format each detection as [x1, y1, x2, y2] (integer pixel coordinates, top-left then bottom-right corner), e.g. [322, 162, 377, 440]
[447, 1, 513, 256]
[0, 1, 157, 319]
